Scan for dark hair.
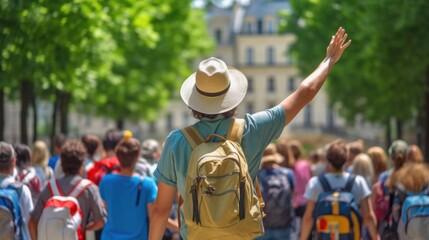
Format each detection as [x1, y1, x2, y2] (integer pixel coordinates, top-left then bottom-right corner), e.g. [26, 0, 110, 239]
[191, 108, 236, 120]
[102, 129, 123, 150]
[327, 141, 347, 170]
[14, 143, 32, 169]
[0, 141, 15, 171]
[115, 138, 141, 169]
[54, 133, 67, 148]
[60, 140, 86, 175]
[81, 134, 101, 158]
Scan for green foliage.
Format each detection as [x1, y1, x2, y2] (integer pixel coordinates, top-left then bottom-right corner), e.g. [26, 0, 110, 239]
[280, 0, 429, 125]
[1, 0, 214, 123]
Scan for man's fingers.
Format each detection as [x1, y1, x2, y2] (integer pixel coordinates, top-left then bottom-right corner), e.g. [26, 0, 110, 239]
[342, 39, 352, 49]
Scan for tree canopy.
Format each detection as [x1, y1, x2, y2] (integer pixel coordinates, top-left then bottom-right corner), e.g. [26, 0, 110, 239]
[280, 0, 429, 128]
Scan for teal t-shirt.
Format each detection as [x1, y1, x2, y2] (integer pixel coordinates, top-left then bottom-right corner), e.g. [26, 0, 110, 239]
[154, 105, 286, 238]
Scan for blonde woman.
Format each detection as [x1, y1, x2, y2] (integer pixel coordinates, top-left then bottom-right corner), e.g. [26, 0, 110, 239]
[352, 153, 375, 188]
[32, 140, 54, 187]
[406, 144, 424, 163]
[367, 146, 388, 181]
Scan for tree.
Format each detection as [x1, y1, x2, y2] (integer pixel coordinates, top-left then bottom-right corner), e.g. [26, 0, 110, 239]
[280, 0, 429, 159]
[82, 0, 214, 128]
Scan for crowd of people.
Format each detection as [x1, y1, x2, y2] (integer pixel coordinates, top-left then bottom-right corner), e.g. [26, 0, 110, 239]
[1, 27, 427, 240]
[0, 130, 177, 240]
[1, 131, 426, 240]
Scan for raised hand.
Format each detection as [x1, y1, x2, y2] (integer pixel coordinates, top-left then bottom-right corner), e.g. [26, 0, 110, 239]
[326, 27, 351, 64]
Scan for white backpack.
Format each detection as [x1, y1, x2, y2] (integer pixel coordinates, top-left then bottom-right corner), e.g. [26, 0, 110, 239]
[37, 178, 92, 240]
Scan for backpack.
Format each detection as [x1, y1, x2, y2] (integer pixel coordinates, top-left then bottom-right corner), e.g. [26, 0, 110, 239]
[313, 174, 362, 240]
[396, 187, 429, 240]
[257, 167, 294, 228]
[37, 178, 93, 240]
[86, 157, 121, 185]
[180, 118, 265, 240]
[0, 182, 23, 240]
[16, 168, 41, 204]
[374, 172, 390, 222]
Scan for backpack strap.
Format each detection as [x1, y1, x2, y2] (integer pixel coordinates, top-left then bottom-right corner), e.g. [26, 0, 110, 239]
[69, 179, 93, 198]
[181, 126, 204, 149]
[318, 174, 332, 192]
[344, 174, 356, 192]
[48, 178, 62, 196]
[227, 118, 244, 143]
[136, 177, 144, 206]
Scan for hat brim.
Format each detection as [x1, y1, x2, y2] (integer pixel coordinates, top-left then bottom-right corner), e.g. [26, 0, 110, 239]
[180, 67, 248, 114]
[261, 153, 284, 165]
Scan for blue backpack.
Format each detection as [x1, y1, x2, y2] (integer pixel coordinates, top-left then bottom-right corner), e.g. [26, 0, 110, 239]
[397, 188, 429, 240]
[257, 167, 294, 229]
[0, 182, 23, 240]
[313, 174, 362, 240]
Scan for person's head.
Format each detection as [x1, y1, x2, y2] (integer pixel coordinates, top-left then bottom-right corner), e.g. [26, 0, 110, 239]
[288, 139, 304, 160]
[14, 143, 32, 169]
[388, 139, 408, 170]
[0, 141, 16, 173]
[81, 134, 101, 159]
[260, 143, 284, 169]
[390, 163, 429, 194]
[406, 144, 424, 163]
[32, 140, 50, 167]
[367, 146, 388, 179]
[276, 139, 295, 168]
[102, 129, 123, 152]
[115, 138, 141, 169]
[141, 139, 161, 163]
[326, 140, 347, 171]
[351, 153, 375, 185]
[345, 139, 364, 167]
[53, 133, 67, 154]
[180, 57, 248, 119]
[60, 140, 86, 175]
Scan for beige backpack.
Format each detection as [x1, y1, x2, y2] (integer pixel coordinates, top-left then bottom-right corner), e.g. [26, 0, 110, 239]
[180, 118, 265, 240]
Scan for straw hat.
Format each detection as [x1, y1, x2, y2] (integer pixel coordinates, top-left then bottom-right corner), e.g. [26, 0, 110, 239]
[261, 144, 284, 165]
[180, 57, 248, 114]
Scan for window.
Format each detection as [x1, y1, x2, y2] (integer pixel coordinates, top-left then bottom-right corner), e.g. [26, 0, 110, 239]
[246, 103, 254, 114]
[267, 47, 275, 65]
[327, 106, 335, 129]
[288, 77, 295, 92]
[149, 122, 156, 134]
[183, 112, 190, 126]
[267, 77, 275, 93]
[215, 29, 222, 44]
[166, 113, 173, 131]
[247, 77, 254, 93]
[304, 104, 313, 127]
[246, 22, 253, 34]
[266, 20, 274, 34]
[246, 47, 254, 65]
[257, 19, 263, 34]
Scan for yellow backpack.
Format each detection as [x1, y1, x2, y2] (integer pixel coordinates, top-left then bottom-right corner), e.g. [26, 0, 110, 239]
[180, 118, 265, 240]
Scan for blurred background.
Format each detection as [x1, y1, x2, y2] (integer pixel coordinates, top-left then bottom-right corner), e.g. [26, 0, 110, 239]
[1, 0, 428, 159]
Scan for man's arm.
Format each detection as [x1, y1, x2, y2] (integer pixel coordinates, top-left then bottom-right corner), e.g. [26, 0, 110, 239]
[28, 217, 37, 240]
[149, 181, 178, 240]
[300, 200, 316, 240]
[360, 196, 381, 240]
[280, 27, 351, 125]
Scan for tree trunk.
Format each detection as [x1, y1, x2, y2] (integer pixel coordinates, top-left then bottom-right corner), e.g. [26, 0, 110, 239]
[423, 65, 429, 162]
[32, 92, 38, 143]
[51, 90, 60, 153]
[385, 120, 392, 150]
[0, 87, 4, 140]
[59, 91, 71, 135]
[116, 119, 124, 130]
[20, 80, 31, 144]
[395, 118, 403, 140]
